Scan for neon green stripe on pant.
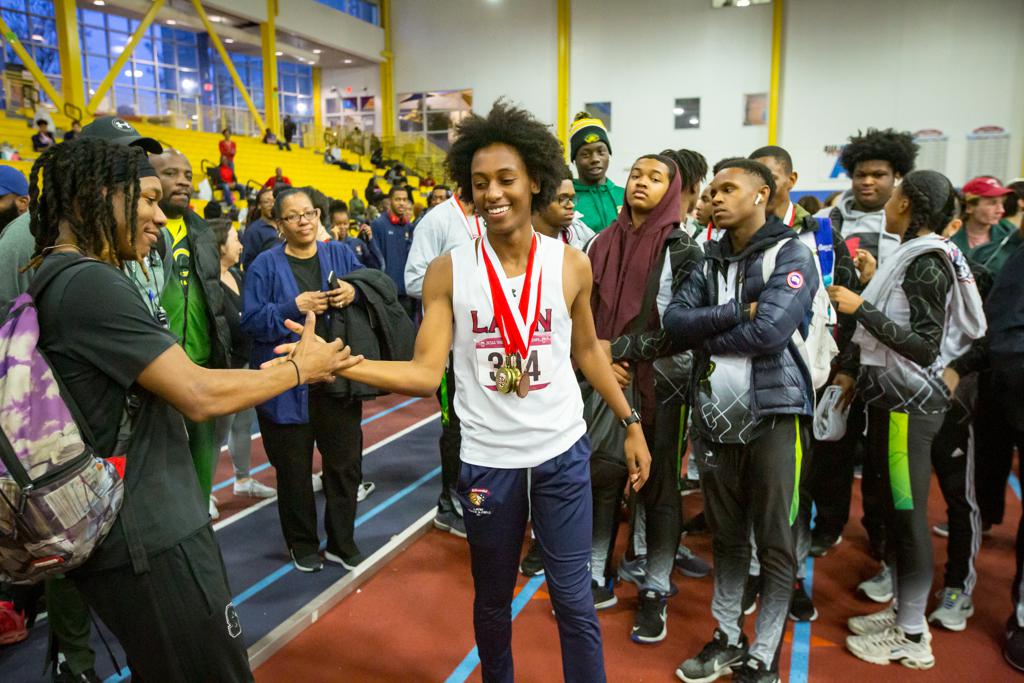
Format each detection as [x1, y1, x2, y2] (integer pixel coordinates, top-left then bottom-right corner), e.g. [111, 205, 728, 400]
[789, 416, 803, 525]
[439, 373, 451, 426]
[888, 411, 913, 510]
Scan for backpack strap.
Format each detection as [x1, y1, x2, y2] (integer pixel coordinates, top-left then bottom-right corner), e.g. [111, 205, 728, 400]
[629, 240, 670, 336]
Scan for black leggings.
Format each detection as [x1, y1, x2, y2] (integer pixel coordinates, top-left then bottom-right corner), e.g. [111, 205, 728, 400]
[866, 406, 944, 635]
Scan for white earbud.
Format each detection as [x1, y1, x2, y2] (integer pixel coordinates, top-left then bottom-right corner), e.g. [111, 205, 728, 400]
[754, 196, 762, 205]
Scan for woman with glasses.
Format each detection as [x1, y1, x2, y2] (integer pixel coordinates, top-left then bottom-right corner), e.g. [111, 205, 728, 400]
[242, 188, 367, 573]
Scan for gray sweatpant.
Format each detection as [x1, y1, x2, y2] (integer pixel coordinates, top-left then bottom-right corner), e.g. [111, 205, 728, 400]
[214, 407, 257, 480]
[698, 416, 803, 670]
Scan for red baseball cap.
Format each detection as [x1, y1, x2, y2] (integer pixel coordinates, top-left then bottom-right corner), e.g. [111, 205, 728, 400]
[961, 176, 1014, 198]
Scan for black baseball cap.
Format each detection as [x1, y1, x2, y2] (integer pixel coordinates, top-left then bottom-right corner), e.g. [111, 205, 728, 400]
[80, 116, 163, 154]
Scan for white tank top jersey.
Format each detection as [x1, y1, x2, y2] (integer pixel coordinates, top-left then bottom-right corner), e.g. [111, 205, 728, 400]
[450, 232, 586, 469]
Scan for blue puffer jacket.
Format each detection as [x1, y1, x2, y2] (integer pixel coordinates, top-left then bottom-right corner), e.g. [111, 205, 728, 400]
[663, 219, 818, 421]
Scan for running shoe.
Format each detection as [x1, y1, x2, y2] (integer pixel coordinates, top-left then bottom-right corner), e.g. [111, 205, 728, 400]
[617, 554, 646, 586]
[208, 495, 219, 520]
[809, 531, 842, 557]
[732, 657, 780, 683]
[325, 550, 364, 571]
[858, 564, 893, 603]
[847, 605, 896, 635]
[683, 512, 709, 535]
[680, 479, 702, 497]
[675, 545, 711, 578]
[312, 472, 323, 492]
[675, 629, 747, 683]
[0, 601, 26, 645]
[742, 573, 762, 616]
[928, 587, 974, 631]
[520, 541, 544, 576]
[433, 509, 467, 538]
[233, 478, 276, 498]
[291, 550, 323, 573]
[1005, 615, 1024, 673]
[789, 578, 818, 622]
[356, 481, 376, 503]
[846, 626, 935, 669]
[592, 580, 618, 610]
[53, 662, 102, 682]
[632, 590, 668, 643]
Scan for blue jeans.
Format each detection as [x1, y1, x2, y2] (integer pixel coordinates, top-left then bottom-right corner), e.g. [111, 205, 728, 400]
[457, 437, 605, 683]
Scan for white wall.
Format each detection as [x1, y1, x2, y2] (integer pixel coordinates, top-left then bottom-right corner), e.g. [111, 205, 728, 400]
[782, 0, 1024, 189]
[572, 0, 773, 184]
[390, 0, 558, 129]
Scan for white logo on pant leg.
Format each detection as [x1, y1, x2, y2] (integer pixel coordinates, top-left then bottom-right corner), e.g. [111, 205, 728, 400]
[225, 603, 242, 638]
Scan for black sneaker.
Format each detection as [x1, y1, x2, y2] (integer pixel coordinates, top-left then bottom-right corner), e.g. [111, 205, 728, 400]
[520, 541, 544, 576]
[683, 512, 709, 535]
[631, 589, 667, 644]
[324, 549, 364, 571]
[788, 578, 818, 621]
[290, 550, 323, 573]
[809, 531, 842, 557]
[675, 544, 711, 578]
[741, 573, 762, 616]
[592, 580, 618, 610]
[675, 629, 747, 682]
[1006, 616, 1024, 673]
[680, 479, 702, 496]
[53, 664, 102, 683]
[732, 657, 779, 683]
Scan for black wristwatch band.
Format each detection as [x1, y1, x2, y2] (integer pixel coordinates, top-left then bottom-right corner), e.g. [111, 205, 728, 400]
[620, 409, 641, 429]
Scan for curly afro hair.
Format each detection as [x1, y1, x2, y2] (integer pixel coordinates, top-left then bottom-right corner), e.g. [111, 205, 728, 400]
[446, 100, 565, 213]
[839, 128, 918, 177]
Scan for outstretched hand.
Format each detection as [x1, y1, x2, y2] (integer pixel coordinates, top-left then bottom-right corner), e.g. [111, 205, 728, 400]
[262, 312, 364, 381]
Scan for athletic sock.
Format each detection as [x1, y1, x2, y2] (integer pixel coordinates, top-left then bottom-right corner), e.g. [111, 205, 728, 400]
[905, 632, 923, 643]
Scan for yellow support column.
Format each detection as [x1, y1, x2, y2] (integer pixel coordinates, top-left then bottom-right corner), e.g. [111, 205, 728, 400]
[767, 0, 784, 145]
[262, 0, 280, 136]
[556, 0, 570, 150]
[312, 66, 322, 133]
[54, 0, 84, 116]
[379, 0, 395, 140]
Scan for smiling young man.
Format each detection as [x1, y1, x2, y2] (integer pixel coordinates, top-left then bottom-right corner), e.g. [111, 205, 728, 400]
[570, 112, 623, 233]
[290, 102, 651, 682]
[665, 159, 817, 683]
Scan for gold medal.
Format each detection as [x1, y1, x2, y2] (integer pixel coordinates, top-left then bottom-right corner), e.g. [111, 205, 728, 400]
[495, 354, 522, 394]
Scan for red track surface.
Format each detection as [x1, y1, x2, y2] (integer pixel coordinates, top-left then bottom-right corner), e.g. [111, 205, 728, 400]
[256, 458, 1022, 682]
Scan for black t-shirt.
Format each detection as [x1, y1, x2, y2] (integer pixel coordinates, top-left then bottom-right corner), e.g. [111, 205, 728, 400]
[286, 252, 328, 339]
[220, 268, 249, 368]
[35, 255, 208, 571]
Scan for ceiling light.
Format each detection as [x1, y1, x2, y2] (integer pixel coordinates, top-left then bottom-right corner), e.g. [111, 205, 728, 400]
[209, 15, 224, 23]
[343, 59, 353, 64]
[275, 51, 283, 56]
[673, 107, 684, 116]
[224, 38, 234, 44]
[736, 0, 751, 5]
[313, 49, 322, 54]
[30, 34, 43, 42]
[689, 116, 699, 125]
[166, 19, 176, 25]
[93, 0, 105, 5]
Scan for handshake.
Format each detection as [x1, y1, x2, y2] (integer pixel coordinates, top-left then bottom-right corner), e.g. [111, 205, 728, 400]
[266, 311, 364, 385]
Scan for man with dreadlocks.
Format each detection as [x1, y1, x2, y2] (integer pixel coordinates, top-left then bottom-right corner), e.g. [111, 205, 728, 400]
[150, 149, 232, 519]
[28, 137, 359, 682]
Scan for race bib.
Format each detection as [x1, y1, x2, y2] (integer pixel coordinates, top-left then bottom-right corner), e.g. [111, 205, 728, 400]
[475, 331, 553, 392]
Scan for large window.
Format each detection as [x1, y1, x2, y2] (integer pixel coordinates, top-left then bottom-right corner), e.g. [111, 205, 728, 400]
[325, 92, 374, 132]
[313, 0, 379, 25]
[79, 9, 201, 123]
[0, 0, 62, 103]
[398, 89, 472, 151]
[278, 61, 313, 130]
[211, 51, 263, 136]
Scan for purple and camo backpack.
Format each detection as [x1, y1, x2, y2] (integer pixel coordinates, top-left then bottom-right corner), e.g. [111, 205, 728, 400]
[0, 259, 123, 583]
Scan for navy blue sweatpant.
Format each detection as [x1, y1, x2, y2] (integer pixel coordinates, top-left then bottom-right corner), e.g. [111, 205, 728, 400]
[456, 436, 605, 683]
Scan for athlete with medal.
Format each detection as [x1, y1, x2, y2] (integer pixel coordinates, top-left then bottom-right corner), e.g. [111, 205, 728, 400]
[267, 102, 650, 683]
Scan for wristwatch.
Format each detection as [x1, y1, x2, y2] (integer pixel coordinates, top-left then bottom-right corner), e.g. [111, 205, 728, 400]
[620, 409, 642, 429]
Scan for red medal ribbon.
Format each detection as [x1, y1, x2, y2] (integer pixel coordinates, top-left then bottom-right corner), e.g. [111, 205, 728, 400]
[480, 234, 543, 358]
[454, 197, 483, 239]
[783, 202, 796, 227]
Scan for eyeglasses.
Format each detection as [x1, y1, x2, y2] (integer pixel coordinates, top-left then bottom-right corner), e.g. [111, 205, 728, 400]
[281, 209, 319, 226]
[556, 195, 576, 207]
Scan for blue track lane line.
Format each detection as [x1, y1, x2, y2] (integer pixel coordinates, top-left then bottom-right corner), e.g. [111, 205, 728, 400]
[444, 575, 547, 683]
[210, 397, 422, 493]
[789, 502, 817, 682]
[1011, 473, 1021, 500]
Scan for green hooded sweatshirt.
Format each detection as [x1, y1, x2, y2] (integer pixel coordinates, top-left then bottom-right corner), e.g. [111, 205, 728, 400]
[573, 178, 624, 233]
[952, 218, 1021, 277]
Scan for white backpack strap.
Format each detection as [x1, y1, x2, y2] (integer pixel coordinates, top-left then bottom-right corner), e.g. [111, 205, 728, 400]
[761, 237, 790, 284]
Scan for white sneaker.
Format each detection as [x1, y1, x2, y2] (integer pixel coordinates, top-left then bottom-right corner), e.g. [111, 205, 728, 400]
[846, 626, 935, 669]
[928, 587, 974, 631]
[209, 495, 220, 520]
[848, 606, 897, 635]
[858, 564, 894, 603]
[233, 478, 276, 499]
[356, 481, 376, 503]
[312, 472, 323, 492]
